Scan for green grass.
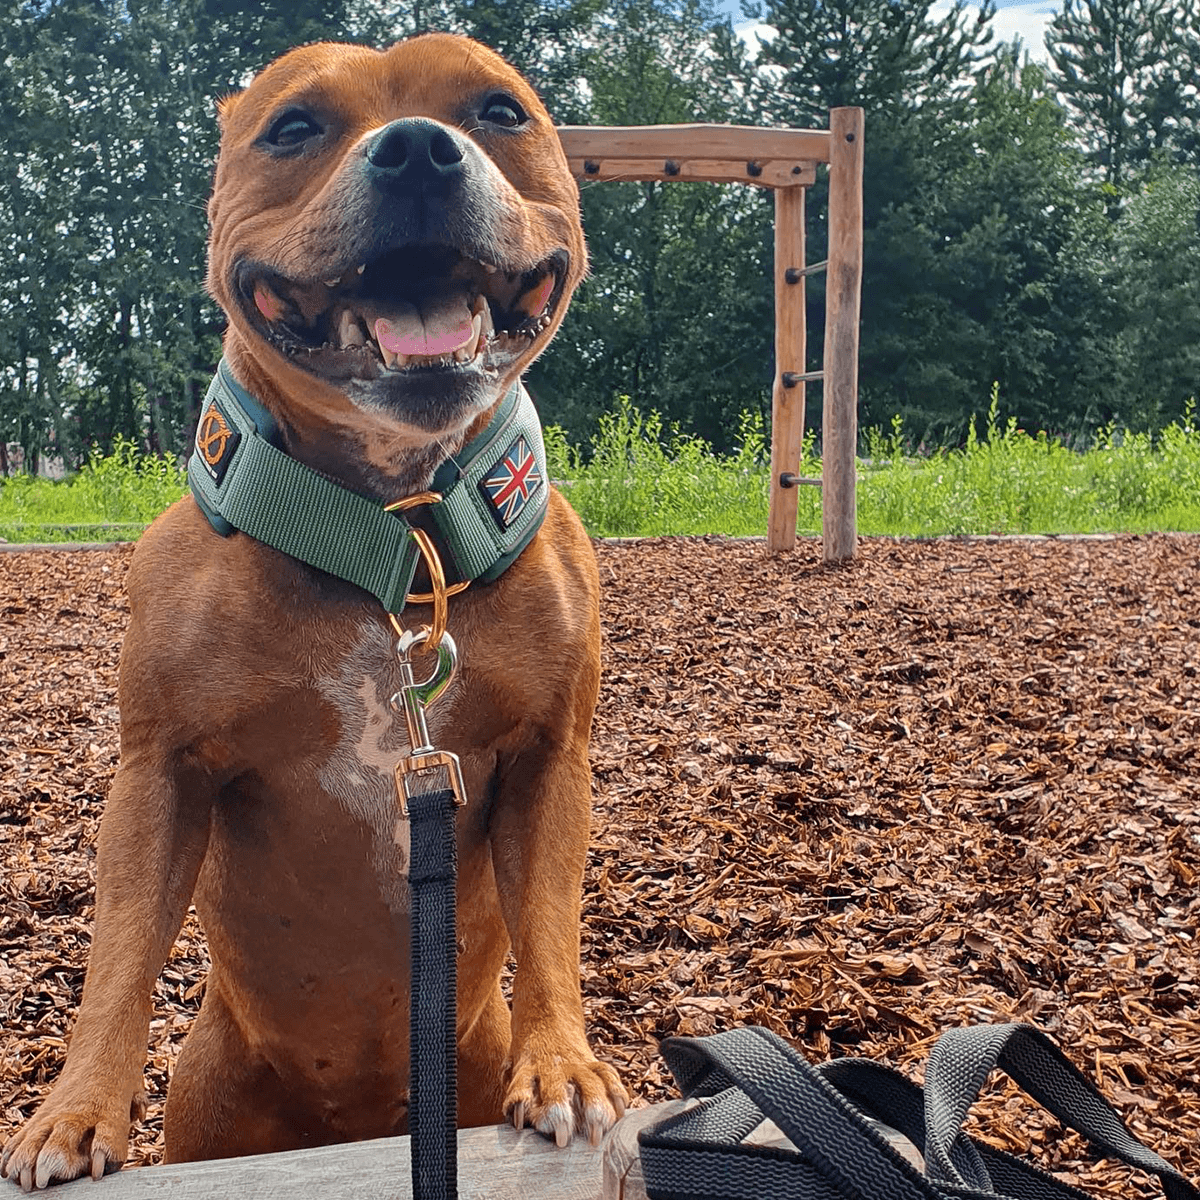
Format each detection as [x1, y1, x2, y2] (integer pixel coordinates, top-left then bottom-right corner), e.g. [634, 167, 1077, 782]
[548, 388, 1200, 537]
[3, 391, 1199, 542]
[856, 389, 1200, 536]
[0, 437, 187, 543]
[543, 398, 795, 537]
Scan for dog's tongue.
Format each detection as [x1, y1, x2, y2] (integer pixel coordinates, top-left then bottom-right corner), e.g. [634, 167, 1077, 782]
[375, 294, 474, 357]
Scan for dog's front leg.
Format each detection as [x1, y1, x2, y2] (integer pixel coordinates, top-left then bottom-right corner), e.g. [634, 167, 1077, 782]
[1, 757, 210, 1190]
[490, 745, 627, 1147]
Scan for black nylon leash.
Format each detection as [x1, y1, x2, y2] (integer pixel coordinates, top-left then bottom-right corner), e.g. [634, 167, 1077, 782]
[390, 629, 466, 1200]
[407, 784, 459, 1199]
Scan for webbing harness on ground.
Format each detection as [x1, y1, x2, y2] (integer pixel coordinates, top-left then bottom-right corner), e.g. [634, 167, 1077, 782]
[639, 1023, 1199, 1200]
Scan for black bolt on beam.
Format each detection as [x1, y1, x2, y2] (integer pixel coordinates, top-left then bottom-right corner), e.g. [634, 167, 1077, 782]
[782, 370, 824, 388]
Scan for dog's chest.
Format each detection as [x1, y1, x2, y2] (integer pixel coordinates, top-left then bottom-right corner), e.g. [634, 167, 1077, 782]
[311, 619, 455, 898]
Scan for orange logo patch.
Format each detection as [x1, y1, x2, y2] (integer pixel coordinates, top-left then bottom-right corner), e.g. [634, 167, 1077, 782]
[198, 407, 234, 467]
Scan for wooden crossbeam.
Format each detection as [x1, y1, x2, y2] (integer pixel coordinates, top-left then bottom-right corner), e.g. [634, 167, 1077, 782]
[566, 157, 816, 188]
[556, 123, 832, 162]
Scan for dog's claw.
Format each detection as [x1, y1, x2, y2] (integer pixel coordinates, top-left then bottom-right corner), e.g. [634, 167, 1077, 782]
[512, 1101, 525, 1131]
[554, 1119, 570, 1149]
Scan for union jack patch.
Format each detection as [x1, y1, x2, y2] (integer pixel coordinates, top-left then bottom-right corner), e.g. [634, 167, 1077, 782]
[480, 436, 543, 529]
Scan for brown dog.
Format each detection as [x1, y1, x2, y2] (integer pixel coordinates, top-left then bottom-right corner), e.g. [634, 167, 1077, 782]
[2, 33, 625, 1189]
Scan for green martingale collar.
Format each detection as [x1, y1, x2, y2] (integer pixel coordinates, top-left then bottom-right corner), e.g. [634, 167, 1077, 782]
[187, 360, 549, 614]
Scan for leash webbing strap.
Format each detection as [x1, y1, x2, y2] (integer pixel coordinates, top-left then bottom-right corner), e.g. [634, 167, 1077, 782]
[407, 784, 459, 1200]
[643, 1027, 936, 1200]
[187, 361, 549, 613]
[923, 1024, 1200, 1200]
[640, 1025, 1200, 1200]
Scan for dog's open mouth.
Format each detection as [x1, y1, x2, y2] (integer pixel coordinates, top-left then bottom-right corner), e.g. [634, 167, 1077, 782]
[236, 245, 568, 382]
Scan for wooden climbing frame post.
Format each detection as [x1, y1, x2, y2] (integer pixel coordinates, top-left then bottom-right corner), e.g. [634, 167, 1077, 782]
[822, 108, 864, 563]
[557, 112, 865, 562]
[769, 184, 806, 554]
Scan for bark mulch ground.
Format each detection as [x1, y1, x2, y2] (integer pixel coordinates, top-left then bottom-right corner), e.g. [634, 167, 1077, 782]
[2, 534, 1198, 1195]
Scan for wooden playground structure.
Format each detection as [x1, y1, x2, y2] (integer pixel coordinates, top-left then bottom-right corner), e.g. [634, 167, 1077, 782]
[558, 112, 865, 562]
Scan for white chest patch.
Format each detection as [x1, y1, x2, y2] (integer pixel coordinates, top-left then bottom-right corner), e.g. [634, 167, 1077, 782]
[315, 620, 454, 911]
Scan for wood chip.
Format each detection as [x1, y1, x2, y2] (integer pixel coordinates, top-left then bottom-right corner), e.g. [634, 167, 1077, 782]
[2, 535, 1198, 1194]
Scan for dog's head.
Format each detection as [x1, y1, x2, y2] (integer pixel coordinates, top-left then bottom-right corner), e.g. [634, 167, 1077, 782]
[207, 34, 584, 450]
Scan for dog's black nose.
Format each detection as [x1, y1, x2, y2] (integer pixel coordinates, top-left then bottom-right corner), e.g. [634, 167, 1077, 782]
[366, 119, 464, 194]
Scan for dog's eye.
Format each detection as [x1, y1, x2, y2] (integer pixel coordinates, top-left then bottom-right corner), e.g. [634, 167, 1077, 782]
[481, 96, 527, 129]
[266, 110, 322, 148]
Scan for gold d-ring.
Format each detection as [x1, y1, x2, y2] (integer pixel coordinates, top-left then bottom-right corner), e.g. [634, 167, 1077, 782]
[383, 492, 469, 649]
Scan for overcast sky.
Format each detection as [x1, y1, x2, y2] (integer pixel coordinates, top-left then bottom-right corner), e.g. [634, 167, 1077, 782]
[726, 0, 1060, 64]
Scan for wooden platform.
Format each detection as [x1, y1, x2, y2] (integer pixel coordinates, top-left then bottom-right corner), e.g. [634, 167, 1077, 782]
[38, 1103, 919, 1198]
[43, 1122, 605, 1200]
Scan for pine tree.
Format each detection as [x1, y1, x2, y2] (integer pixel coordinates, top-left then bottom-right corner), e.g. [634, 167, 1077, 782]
[749, 0, 995, 126]
[1046, 0, 1200, 194]
[742, 0, 998, 440]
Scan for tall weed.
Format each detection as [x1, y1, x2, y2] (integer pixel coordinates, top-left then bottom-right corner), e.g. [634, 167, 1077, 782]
[545, 397, 813, 537]
[0, 438, 186, 541]
[858, 388, 1200, 535]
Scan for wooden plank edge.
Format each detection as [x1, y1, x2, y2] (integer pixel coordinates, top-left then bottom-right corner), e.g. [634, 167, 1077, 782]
[41, 1124, 607, 1200]
[569, 158, 817, 187]
[0, 540, 136, 552]
[558, 123, 832, 163]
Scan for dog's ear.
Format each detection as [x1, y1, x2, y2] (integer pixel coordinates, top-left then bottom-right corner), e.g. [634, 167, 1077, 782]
[216, 91, 242, 131]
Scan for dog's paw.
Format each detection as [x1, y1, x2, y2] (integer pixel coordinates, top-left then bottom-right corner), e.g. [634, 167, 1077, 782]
[0, 1090, 143, 1191]
[504, 1044, 627, 1148]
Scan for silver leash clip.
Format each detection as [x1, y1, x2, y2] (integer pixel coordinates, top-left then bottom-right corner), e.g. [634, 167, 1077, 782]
[390, 628, 466, 816]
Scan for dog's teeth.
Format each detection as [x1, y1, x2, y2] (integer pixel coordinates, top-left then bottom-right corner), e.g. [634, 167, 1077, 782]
[356, 263, 366, 275]
[482, 263, 498, 275]
[471, 299, 495, 350]
[324, 277, 340, 288]
[380, 344, 408, 369]
[453, 345, 473, 364]
[338, 310, 366, 348]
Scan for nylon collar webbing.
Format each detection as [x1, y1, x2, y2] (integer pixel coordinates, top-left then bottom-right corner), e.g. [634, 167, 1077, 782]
[187, 360, 549, 615]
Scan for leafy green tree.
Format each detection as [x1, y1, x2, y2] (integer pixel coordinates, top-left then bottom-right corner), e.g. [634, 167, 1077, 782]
[0, 0, 362, 469]
[1, 0, 1194, 477]
[532, 0, 775, 448]
[1109, 167, 1200, 427]
[864, 50, 1121, 439]
[0, 0, 89, 471]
